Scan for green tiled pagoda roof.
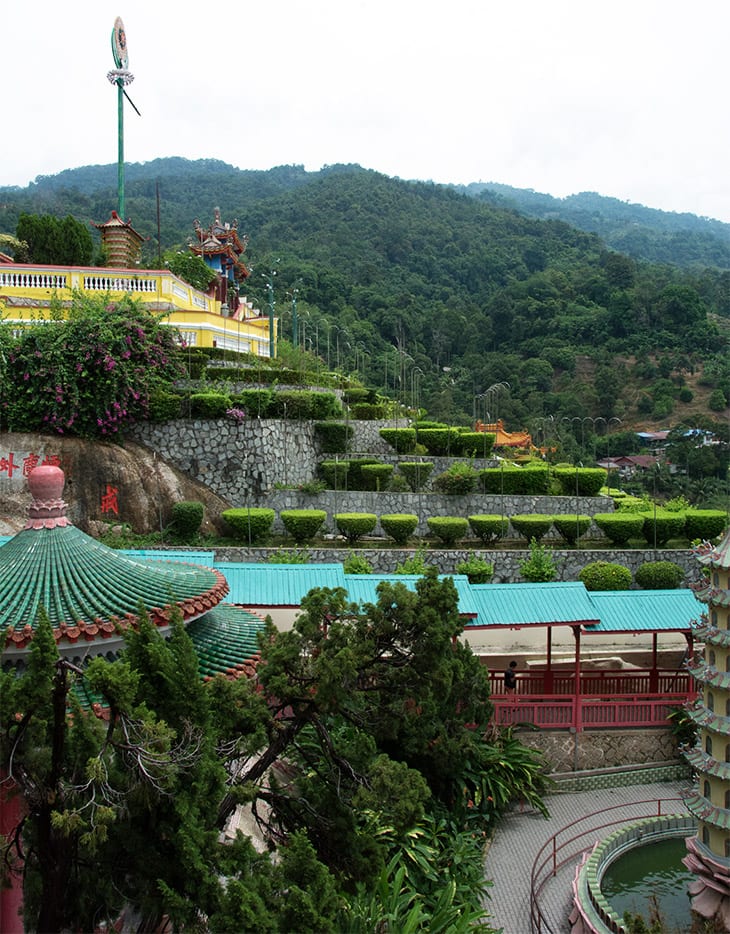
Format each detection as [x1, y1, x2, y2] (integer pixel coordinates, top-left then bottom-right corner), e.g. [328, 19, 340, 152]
[691, 580, 730, 607]
[695, 528, 730, 570]
[684, 747, 730, 781]
[685, 790, 730, 831]
[187, 605, 267, 680]
[1, 466, 228, 651]
[687, 701, 730, 736]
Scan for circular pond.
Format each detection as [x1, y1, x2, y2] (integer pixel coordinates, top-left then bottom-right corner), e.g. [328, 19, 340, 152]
[601, 836, 694, 931]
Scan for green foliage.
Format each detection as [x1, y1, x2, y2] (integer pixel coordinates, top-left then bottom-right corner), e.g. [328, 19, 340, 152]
[519, 539, 558, 582]
[394, 545, 432, 574]
[709, 388, 728, 411]
[267, 547, 311, 564]
[634, 561, 684, 589]
[314, 421, 354, 453]
[509, 513, 554, 543]
[221, 507, 276, 544]
[426, 516, 469, 546]
[551, 514, 591, 547]
[398, 461, 434, 492]
[147, 389, 183, 421]
[164, 249, 217, 292]
[334, 512, 378, 544]
[189, 391, 232, 418]
[270, 389, 342, 420]
[593, 512, 645, 545]
[350, 402, 388, 419]
[360, 463, 394, 491]
[553, 467, 608, 496]
[169, 501, 204, 540]
[346, 457, 384, 491]
[280, 509, 327, 544]
[455, 555, 494, 584]
[479, 465, 550, 495]
[416, 428, 463, 456]
[17, 211, 93, 265]
[666, 705, 698, 747]
[684, 509, 728, 541]
[231, 388, 274, 417]
[343, 554, 374, 574]
[579, 561, 632, 591]
[319, 458, 350, 488]
[1, 295, 183, 436]
[468, 514, 509, 543]
[640, 509, 686, 546]
[456, 431, 495, 458]
[379, 513, 419, 545]
[433, 462, 479, 495]
[379, 427, 417, 453]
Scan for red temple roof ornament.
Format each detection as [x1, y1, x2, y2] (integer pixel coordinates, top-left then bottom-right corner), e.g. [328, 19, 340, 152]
[694, 527, 730, 571]
[191, 208, 250, 281]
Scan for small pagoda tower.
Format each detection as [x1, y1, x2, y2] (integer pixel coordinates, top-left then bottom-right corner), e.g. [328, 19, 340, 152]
[683, 525, 730, 928]
[191, 208, 250, 314]
[93, 210, 145, 268]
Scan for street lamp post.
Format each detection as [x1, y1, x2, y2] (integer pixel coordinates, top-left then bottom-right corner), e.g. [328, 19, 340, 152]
[262, 263, 279, 359]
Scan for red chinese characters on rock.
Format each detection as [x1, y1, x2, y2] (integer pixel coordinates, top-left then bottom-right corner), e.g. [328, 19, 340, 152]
[101, 484, 120, 516]
[0, 452, 61, 479]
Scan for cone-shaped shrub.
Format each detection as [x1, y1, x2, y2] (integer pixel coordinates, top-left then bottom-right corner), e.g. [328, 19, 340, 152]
[640, 510, 686, 546]
[426, 516, 470, 546]
[222, 507, 275, 545]
[360, 463, 395, 491]
[468, 514, 509, 543]
[319, 459, 350, 489]
[593, 513, 645, 545]
[379, 427, 417, 454]
[170, 501, 204, 539]
[579, 561, 632, 591]
[380, 513, 419, 545]
[634, 561, 685, 589]
[684, 509, 728, 542]
[280, 509, 327, 545]
[552, 515, 591, 547]
[510, 514, 554, 543]
[458, 431, 495, 458]
[334, 513, 377, 545]
[553, 467, 608, 496]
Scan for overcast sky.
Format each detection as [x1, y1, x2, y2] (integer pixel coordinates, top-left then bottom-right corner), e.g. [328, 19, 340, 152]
[3, 1, 730, 222]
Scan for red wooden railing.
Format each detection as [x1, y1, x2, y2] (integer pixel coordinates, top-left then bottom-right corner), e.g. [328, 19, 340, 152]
[491, 692, 692, 731]
[486, 667, 692, 698]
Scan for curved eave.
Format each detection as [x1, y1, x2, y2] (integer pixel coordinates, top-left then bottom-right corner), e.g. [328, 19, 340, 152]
[687, 661, 730, 691]
[187, 604, 267, 681]
[694, 533, 730, 571]
[1, 526, 228, 649]
[684, 746, 730, 780]
[693, 624, 730, 647]
[687, 701, 730, 736]
[685, 791, 730, 831]
[690, 582, 730, 607]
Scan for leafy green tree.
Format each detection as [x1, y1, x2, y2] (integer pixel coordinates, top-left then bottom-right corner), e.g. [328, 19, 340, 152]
[164, 249, 217, 292]
[16, 212, 93, 265]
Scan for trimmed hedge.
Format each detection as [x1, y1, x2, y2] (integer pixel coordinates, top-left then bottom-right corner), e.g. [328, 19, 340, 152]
[579, 561, 632, 591]
[148, 389, 183, 421]
[334, 512, 378, 545]
[319, 460, 350, 489]
[231, 388, 274, 417]
[593, 513, 645, 545]
[684, 509, 728, 542]
[509, 514, 554, 543]
[640, 510, 686, 546]
[269, 390, 341, 420]
[379, 513, 419, 545]
[379, 427, 417, 454]
[360, 464, 394, 491]
[458, 431, 496, 458]
[314, 421, 353, 453]
[426, 516, 470, 546]
[468, 514, 509, 543]
[350, 403, 388, 419]
[553, 467, 608, 497]
[222, 507, 275, 545]
[479, 466, 550, 495]
[346, 458, 385, 491]
[552, 515, 592, 547]
[280, 509, 327, 544]
[190, 391, 232, 418]
[416, 427, 463, 456]
[455, 555, 494, 584]
[170, 501, 204, 539]
[634, 561, 685, 589]
[398, 462, 434, 492]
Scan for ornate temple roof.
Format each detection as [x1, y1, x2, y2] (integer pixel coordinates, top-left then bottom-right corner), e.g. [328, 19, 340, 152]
[191, 208, 250, 281]
[695, 527, 730, 571]
[0, 465, 228, 657]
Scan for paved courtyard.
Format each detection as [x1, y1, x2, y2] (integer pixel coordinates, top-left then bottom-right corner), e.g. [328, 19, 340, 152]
[483, 779, 688, 933]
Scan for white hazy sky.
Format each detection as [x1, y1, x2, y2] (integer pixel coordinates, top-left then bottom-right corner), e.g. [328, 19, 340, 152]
[3, 1, 730, 221]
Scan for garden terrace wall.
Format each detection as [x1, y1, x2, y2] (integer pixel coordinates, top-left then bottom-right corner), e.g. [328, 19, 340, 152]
[208, 546, 696, 582]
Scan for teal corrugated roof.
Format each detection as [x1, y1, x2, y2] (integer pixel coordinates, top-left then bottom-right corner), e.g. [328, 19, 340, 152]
[120, 549, 216, 567]
[343, 573, 478, 616]
[584, 589, 699, 632]
[215, 562, 347, 606]
[466, 582, 599, 629]
[0, 536, 11, 548]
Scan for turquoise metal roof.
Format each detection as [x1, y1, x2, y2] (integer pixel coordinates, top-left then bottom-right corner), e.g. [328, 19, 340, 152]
[119, 549, 216, 566]
[465, 582, 599, 629]
[214, 562, 347, 606]
[0, 536, 11, 547]
[343, 573, 478, 617]
[584, 589, 699, 632]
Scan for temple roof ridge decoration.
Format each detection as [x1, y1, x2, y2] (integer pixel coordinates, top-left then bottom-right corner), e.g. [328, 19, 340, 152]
[695, 528, 730, 571]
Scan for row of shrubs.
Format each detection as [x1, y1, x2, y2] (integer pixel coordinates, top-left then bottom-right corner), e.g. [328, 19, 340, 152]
[319, 458, 610, 496]
[150, 388, 343, 421]
[220, 506, 728, 548]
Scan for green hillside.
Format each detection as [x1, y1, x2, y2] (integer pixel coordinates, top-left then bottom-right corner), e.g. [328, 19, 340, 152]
[1, 160, 729, 434]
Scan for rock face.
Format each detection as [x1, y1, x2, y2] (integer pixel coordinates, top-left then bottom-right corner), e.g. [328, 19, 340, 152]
[0, 433, 232, 535]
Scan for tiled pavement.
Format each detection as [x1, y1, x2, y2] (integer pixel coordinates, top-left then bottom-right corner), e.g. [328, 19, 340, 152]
[482, 779, 688, 934]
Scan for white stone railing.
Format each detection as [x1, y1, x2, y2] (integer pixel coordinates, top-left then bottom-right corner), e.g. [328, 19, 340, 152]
[83, 274, 158, 293]
[0, 270, 68, 289]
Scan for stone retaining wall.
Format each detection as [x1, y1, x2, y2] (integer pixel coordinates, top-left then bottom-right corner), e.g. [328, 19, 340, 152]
[517, 727, 681, 773]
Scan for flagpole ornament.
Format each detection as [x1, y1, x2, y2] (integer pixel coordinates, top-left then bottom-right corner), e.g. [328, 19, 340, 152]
[106, 16, 135, 219]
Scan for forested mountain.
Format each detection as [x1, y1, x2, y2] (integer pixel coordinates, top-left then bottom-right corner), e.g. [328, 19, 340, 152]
[459, 182, 730, 270]
[1, 159, 729, 435]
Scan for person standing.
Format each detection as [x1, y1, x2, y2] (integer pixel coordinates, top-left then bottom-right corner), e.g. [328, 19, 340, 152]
[504, 660, 518, 695]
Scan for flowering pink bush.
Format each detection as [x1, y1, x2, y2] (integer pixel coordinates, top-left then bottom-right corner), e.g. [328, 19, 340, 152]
[225, 407, 247, 422]
[1, 294, 183, 437]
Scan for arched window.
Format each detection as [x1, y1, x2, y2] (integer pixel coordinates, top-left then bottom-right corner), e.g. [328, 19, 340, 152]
[704, 780, 711, 800]
[725, 789, 730, 810]
[709, 650, 716, 667]
[708, 691, 715, 712]
[725, 839, 730, 858]
[703, 826, 711, 845]
[707, 736, 714, 755]
[711, 610, 718, 626]
[714, 572, 720, 587]
[725, 743, 730, 762]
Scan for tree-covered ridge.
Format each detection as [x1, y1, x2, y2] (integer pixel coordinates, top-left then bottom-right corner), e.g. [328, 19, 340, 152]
[1, 160, 729, 428]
